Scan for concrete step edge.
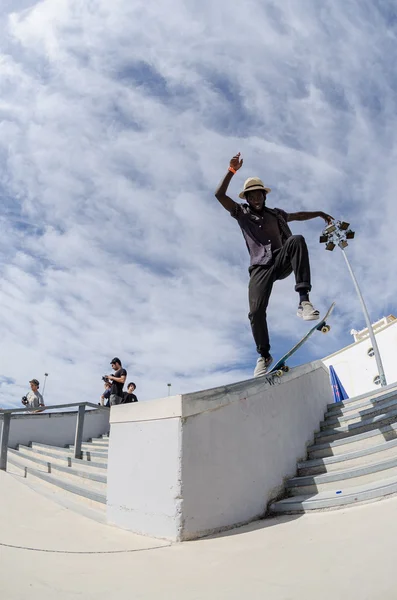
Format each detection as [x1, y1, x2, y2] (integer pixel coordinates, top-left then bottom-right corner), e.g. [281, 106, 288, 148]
[7, 459, 107, 494]
[68, 444, 108, 454]
[325, 391, 397, 420]
[299, 437, 397, 472]
[326, 394, 397, 418]
[17, 446, 108, 468]
[30, 442, 109, 459]
[308, 423, 397, 455]
[18, 466, 107, 504]
[318, 408, 397, 434]
[322, 397, 397, 427]
[8, 450, 107, 483]
[80, 442, 109, 449]
[270, 476, 397, 513]
[288, 455, 397, 488]
[326, 383, 397, 412]
[315, 410, 397, 441]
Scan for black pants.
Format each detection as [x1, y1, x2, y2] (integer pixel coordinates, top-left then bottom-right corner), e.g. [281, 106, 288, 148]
[248, 235, 311, 357]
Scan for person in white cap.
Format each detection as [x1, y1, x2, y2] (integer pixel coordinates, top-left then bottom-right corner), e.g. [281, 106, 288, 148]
[215, 153, 333, 377]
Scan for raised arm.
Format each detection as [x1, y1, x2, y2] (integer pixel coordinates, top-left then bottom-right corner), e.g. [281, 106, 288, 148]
[287, 211, 334, 224]
[215, 153, 243, 213]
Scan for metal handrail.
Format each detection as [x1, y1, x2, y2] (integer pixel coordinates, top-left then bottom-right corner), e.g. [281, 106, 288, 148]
[0, 402, 110, 471]
[0, 401, 109, 414]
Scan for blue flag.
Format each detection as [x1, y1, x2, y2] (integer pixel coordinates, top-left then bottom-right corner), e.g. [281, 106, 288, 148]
[329, 365, 349, 403]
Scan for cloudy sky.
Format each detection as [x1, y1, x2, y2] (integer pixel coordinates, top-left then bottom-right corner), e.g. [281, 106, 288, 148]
[0, 0, 396, 407]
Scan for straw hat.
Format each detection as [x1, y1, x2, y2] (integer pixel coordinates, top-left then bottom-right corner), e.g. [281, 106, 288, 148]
[239, 177, 271, 199]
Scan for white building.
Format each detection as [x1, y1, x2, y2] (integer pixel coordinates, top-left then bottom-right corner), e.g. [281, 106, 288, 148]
[322, 315, 397, 397]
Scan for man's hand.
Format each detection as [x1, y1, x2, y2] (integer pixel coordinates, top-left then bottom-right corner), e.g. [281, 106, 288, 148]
[107, 375, 114, 381]
[215, 154, 242, 213]
[230, 153, 243, 172]
[321, 212, 334, 224]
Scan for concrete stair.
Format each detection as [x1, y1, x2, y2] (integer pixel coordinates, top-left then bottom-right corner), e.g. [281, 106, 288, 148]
[7, 435, 109, 521]
[270, 383, 397, 514]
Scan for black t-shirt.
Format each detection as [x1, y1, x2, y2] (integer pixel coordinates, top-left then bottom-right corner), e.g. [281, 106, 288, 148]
[110, 368, 127, 397]
[231, 204, 292, 267]
[122, 392, 138, 404]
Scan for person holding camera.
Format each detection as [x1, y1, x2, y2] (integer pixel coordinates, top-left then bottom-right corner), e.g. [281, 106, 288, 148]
[22, 379, 45, 410]
[103, 358, 127, 406]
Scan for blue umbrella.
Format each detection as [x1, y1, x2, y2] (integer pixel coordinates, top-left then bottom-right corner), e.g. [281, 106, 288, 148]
[329, 365, 349, 403]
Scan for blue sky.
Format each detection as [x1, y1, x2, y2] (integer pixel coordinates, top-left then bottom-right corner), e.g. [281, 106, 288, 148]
[0, 0, 396, 407]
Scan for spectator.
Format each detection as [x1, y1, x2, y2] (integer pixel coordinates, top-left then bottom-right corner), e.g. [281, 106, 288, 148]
[100, 381, 112, 407]
[122, 382, 138, 404]
[105, 357, 127, 406]
[22, 379, 45, 411]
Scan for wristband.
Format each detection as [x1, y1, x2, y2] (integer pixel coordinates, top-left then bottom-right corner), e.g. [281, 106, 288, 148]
[228, 166, 236, 175]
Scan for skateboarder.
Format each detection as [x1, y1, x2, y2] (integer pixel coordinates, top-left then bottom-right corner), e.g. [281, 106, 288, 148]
[215, 153, 333, 377]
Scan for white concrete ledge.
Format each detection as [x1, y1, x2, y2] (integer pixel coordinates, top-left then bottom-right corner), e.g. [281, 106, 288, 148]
[110, 360, 326, 424]
[110, 395, 183, 423]
[107, 361, 332, 541]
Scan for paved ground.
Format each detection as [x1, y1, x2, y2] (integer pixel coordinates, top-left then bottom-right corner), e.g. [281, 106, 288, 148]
[1, 470, 396, 600]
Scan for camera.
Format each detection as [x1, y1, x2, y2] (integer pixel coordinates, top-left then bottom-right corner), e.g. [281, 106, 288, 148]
[102, 376, 110, 383]
[22, 396, 28, 405]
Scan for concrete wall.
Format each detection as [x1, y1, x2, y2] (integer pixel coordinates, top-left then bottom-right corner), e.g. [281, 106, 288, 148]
[107, 416, 182, 540]
[4, 409, 110, 449]
[107, 361, 332, 541]
[322, 321, 397, 397]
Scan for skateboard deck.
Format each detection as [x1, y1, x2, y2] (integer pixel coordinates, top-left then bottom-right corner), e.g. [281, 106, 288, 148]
[268, 302, 336, 377]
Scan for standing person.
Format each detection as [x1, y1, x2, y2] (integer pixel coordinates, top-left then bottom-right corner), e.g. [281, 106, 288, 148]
[122, 382, 138, 404]
[105, 358, 127, 406]
[215, 153, 333, 377]
[21, 379, 45, 410]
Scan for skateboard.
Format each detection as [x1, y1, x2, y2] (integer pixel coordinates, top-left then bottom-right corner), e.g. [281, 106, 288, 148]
[268, 302, 336, 377]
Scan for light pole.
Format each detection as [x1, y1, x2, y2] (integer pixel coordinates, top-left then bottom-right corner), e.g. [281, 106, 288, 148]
[42, 373, 49, 399]
[320, 221, 387, 387]
[167, 383, 172, 397]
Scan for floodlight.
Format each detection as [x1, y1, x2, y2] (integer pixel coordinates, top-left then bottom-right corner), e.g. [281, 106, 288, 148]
[320, 217, 386, 384]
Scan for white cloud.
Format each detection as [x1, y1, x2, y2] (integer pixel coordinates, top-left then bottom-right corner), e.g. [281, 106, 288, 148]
[0, 0, 396, 407]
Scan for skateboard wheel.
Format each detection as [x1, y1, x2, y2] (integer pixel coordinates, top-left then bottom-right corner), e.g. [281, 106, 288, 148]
[321, 325, 331, 334]
[281, 365, 290, 373]
[275, 370, 284, 377]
